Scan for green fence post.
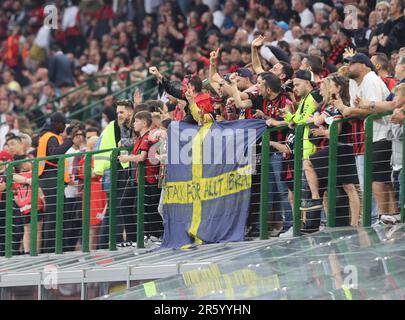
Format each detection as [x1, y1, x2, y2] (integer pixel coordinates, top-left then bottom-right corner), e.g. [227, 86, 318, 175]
[109, 149, 119, 251]
[5, 163, 14, 258]
[259, 128, 270, 240]
[55, 157, 65, 254]
[363, 112, 393, 226]
[327, 121, 339, 228]
[402, 118, 405, 223]
[86, 76, 96, 91]
[126, 72, 131, 98]
[30, 159, 39, 256]
[82, 153, 92, 252]
[137, 155, 145, 249]
[363, 116, 374, 227]
[292, 125, 304, 237]
[107, 74, 112, 94]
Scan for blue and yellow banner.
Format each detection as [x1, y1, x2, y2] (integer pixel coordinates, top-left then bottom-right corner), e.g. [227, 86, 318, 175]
[161, 120, 267, 249]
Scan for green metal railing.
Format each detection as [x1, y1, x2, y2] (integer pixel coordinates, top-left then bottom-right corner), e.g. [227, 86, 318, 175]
[0, 84, 88, 129]
[258, 112, 404, 238]
[2, 112, 404, 258]
[2, 146, 146, 258]
[68, 71, 169, 123]
[16, 69, 166, 131]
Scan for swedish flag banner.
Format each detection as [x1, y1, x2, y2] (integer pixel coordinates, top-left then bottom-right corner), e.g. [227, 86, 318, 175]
[161, 120, 267, 249]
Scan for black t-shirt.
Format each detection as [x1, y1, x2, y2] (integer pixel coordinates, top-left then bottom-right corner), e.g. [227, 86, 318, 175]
[282, 130, 295, 184]
[380, 16, 405, 52]
[270, 8, 293, 23]
[190, 4, 210, 16]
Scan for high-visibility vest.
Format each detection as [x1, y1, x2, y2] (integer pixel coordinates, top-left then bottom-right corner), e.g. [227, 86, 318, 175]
[94, 121, 129, 177]
[37, 132, 70, 183]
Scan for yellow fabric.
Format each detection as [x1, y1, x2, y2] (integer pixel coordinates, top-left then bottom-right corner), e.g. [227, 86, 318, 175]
[94, 121, 128, 177]
[189, 102, 214, 124]
[29, 43, 47, 63]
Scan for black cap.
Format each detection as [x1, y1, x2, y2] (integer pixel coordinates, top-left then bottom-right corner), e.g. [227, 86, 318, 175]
[50, 112, 70, 125]
[236, 68, 253, 79]
[340, 28, 353, 38]
[346, 53, 373, 68]
[295, 70, 313, 82]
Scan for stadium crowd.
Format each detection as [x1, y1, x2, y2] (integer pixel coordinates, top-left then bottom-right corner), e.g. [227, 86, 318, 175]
[0, 0, 405, 255]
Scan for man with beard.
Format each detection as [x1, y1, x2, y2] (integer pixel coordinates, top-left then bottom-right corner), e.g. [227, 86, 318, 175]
[94, 99, 134, 249]
[337, 53, 392, 223]
[251, 36, 294, 85]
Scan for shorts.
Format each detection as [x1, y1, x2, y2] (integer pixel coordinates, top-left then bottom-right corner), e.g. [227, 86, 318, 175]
[310, 145, 359, 192]
[372, 140, 392, 183]
[21, 212, 45, 226]
[336, 145, 359, 186]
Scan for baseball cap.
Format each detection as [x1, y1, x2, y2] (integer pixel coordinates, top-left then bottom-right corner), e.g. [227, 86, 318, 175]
[0, 150, 13, 162]
[275, 21, 289, 31]
[81, 63, 98, 75]
[50, 112, 70, 125]
[236, 68, 253, 80]
[346, 53, 374, 68]
[295, 70, 313, 82]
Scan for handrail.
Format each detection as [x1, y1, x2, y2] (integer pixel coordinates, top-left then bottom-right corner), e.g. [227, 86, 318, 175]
[0, 83, 88, 128]
[26, 83, 88, 115]
[3, 111, 400, 258]
[0, 146, 126, 167]
[65, 64, 172, 121]
[67, 74, 157, 120]
[20, 65, 172, 130]
[3, 145, 131, 258]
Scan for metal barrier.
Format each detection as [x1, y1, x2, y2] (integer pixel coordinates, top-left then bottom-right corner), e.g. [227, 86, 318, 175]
[4, 68, 167, 131]
[257, 112, 405, 239]
[0, 112, 404, 258]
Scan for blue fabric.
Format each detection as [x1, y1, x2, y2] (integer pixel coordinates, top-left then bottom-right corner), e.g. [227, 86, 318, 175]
[162, 120, 267, 248]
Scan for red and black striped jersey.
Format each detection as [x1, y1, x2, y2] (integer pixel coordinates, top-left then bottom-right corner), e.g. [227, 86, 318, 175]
[247, 92, 294, 144]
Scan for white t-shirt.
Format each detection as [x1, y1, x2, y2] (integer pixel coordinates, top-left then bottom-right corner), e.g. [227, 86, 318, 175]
[213, 10, 225, 28]
[64, 147, 81, 198]
[62, 6, 79, 31]
[203, 0, 219, 11]
[299, 8, 315, 28]
[34, 25, 51, 49]
[349, 71, 390, 142]
[144, 0, 162, 14]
